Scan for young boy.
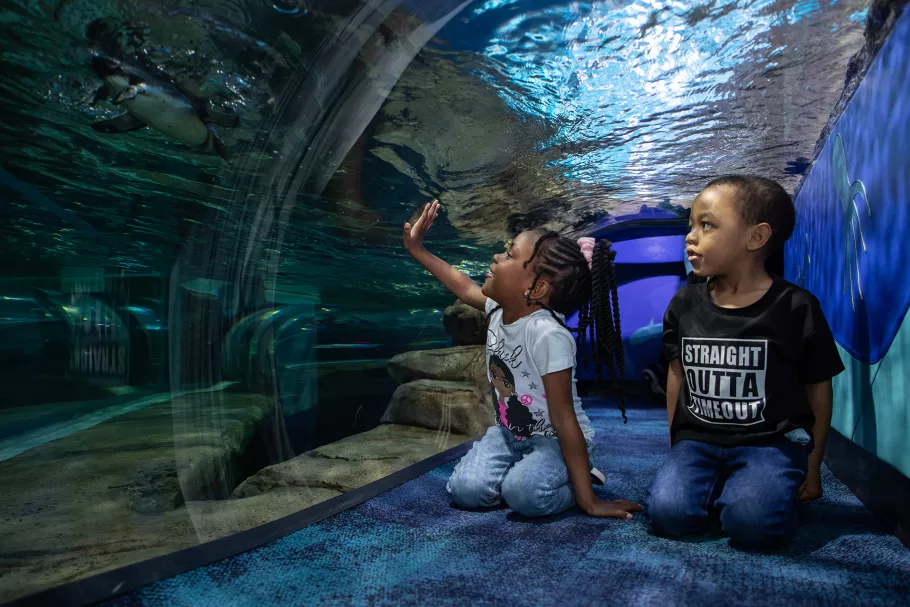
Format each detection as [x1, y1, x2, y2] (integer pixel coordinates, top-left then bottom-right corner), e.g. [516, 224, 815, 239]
[645, 175, 845, 550]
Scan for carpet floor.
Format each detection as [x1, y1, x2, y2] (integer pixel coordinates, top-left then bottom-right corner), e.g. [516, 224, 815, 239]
[106, 403, 910, 607]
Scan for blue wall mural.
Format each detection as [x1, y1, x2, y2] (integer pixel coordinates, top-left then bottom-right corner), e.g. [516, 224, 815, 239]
[787, 10, 910, 365]
[786, 10, 910, 477]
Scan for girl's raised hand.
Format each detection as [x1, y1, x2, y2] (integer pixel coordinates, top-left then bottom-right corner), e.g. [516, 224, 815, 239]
[403, 200, 439, 251]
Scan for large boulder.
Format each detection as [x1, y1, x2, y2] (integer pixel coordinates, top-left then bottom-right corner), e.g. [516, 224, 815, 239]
[443, 301, 487, 345]
[232, 424, 469, 498]
[387, 345, 485, 384]
[381, 379, 493, 438]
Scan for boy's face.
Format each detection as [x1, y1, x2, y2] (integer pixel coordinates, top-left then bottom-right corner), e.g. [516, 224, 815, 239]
[685, 185, 754, 277]
[482, 231, 543, 304]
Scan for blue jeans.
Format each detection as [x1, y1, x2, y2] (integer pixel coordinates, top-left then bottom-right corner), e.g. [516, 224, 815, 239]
[447, 426, 590, 518]
[645, 439, 810, 549]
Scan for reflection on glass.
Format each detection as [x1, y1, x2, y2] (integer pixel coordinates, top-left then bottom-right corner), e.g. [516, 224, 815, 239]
[0, 1, 479, 600]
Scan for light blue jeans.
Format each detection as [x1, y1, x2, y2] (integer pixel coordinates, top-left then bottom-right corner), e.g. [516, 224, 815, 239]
[446, 425, 592, 518]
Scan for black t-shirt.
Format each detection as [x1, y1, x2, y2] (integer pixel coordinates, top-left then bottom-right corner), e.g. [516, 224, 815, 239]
[663, 275, 845, 447]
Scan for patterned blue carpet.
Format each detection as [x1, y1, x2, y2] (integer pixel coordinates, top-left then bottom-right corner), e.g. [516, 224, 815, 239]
[107, 404, 910, 607]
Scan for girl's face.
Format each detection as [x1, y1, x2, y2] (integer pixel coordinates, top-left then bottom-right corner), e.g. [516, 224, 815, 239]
[489, 363, 513, 396]
[482, 231, 540, 304]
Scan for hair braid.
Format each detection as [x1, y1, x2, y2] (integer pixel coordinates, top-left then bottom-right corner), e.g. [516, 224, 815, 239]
[591, 245, 615, 382]
[495, 230, 627, 421]
[604, 245, 626, 422]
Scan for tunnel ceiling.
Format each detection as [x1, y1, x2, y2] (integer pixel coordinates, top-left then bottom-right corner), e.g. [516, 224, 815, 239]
[0, 0, 873, 305]
[373, 0, 870, 242]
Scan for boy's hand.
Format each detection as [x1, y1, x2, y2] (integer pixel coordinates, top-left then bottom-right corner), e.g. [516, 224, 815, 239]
[798, 465, 823, 504]
[579, 497, 643, 520]
[403, 200, 439, 251]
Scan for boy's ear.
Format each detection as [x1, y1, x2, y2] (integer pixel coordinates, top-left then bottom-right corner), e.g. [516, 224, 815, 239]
[747, 223, 773, 252]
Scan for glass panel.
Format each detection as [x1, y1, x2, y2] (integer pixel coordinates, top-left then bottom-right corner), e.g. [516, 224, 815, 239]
[0, 2, 480, 601]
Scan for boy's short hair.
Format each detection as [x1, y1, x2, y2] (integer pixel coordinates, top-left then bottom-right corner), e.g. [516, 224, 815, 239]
[706, 175, 795, 256]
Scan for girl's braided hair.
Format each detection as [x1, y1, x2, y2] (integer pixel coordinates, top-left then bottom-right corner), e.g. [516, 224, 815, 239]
[490, 231, 626, 421]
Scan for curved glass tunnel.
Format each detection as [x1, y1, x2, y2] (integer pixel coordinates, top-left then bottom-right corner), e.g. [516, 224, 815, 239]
[0, 0, 908, 605]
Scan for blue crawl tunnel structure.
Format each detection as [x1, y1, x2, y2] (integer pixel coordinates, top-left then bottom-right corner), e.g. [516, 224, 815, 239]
[0, 0, 909, 606]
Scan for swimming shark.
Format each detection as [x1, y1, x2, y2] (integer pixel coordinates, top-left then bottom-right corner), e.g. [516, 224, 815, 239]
[89, 55, 238, 160]
[628, 318, 663, 346]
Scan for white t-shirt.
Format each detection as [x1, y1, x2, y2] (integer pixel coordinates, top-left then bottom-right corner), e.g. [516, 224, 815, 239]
[484, 297, 595, 443]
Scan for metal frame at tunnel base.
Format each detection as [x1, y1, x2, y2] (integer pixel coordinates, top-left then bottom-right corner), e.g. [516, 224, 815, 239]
[4, 441, 474, 607]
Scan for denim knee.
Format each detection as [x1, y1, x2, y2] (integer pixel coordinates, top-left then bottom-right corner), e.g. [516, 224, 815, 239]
[646, 484, 711, 537]
[721, 501, 796, 549]
[447, 466, 501, 508]
[500, 467, 562, 518]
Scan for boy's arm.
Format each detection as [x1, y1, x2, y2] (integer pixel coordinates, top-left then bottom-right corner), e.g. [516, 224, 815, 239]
[799, 379, 833, 503]
[666, 359, 683, 434]
[661, 292, 683, 437]
[543, 370, 642, 519]
[404, 201, 486, 311]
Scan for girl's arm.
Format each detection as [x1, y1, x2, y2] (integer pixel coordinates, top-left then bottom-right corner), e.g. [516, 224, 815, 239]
[403, 200, 486, 311]
[543, 369, 642, 519]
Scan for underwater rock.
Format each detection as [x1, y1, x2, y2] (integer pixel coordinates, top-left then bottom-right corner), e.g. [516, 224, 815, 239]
[179, 486, 344, 543]
[0, 391, 276, 603]
[232, 424, 469, 499]
[443, 301, 488, 346]
[124, 461, 185, 515]
[116, 392, 275, 514]
[369, 53, 580, 244]
[381, 379, 493, 438]
[387, 345, 485, 384]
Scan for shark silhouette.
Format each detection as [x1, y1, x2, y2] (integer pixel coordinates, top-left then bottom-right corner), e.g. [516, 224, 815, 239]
[831, 133, 872, 310]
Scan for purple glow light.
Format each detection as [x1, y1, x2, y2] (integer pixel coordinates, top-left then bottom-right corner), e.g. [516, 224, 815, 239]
[611, 235, 686, 264]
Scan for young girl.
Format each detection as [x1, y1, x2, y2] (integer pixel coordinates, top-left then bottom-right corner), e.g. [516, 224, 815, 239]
[403, 200, 642, 520]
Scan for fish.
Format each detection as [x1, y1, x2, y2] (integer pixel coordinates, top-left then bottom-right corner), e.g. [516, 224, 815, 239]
[831, 132, 872, 308]
[89, 55, 239, 160]
[628, 318, 663, 346]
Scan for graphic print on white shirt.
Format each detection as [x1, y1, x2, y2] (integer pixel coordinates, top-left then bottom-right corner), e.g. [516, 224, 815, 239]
[487, 349, 538, 439]
[484, 298, 594, 442]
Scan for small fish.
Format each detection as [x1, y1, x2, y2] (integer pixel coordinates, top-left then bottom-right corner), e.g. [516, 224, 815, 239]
[89, 55, 238, 160]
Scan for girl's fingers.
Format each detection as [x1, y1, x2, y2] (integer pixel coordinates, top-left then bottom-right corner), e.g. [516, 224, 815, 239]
[412, 208, 428, 232]
[407, 201, 439, 237]
[420, 201, 438, 231]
